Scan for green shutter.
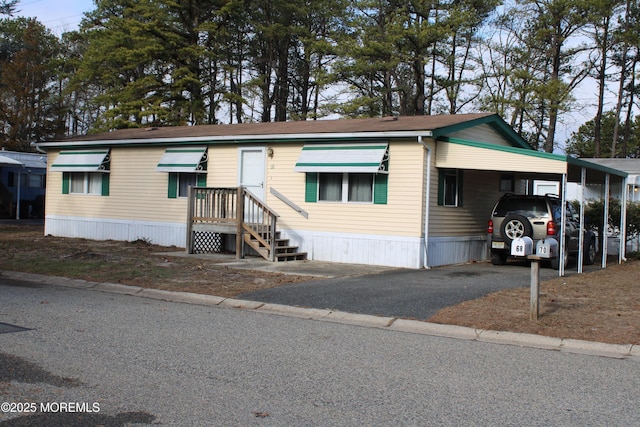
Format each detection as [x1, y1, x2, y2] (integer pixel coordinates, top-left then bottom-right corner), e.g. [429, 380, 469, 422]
[197, 174, 207, 187]
[457, 170, 463, 207]
[168, 173, 178, 198]
[305, 173, 318, 202]
[373, 174, 388, 205]
[101, 174, 110, 196]
[62, 172, 70, 194]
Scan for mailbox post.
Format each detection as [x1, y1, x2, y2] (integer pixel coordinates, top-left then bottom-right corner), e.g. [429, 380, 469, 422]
[528, 255, 541, 320]
[511, 237, 559, 321]
[511, 237, 539, 320]
[528, 238, 558, 321]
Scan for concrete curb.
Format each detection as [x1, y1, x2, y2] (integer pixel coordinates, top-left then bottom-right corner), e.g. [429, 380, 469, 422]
[138, 288, 227, 306]
[2, 270, 638, 361]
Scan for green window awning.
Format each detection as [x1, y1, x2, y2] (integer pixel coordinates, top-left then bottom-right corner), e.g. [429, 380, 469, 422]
[51, 149, 110, 172]
[294, 143, 389, 173]
[157, 146, 208, 173]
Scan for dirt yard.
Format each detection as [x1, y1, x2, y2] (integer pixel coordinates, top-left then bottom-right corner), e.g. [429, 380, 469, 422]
[0, 224, 311, 297]
[1, 224, 639, 345]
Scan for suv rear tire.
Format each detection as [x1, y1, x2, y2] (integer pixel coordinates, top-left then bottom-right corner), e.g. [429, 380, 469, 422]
[500, 214, 533, 244]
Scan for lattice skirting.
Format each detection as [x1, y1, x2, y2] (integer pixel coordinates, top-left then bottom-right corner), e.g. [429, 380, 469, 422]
[192, 231, 224, 253]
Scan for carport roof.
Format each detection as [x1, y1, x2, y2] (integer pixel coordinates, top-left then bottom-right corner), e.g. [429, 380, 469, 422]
[436, 137, 628, 183]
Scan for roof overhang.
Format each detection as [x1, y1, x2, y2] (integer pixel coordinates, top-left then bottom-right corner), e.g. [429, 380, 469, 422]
[432, 115, 531, 149]
[436, 138, 627, 183]
[0, 155, 24, 166]
[37, 131, 434, 149]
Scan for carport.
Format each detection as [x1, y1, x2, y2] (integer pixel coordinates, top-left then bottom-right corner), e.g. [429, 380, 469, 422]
[436, 137, 629, 276]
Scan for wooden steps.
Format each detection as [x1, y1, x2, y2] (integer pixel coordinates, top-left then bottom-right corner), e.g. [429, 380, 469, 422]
[188, 187, 306, 262]
[244, 231, 307, 262]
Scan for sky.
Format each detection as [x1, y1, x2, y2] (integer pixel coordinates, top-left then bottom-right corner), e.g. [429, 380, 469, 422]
[14, 0, 94, 34]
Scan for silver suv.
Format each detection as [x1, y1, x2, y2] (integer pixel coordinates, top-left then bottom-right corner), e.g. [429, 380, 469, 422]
[488, 194, 597, 269]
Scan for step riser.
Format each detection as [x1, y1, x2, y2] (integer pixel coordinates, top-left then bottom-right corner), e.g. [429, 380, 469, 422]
[244, 238, 307, 262]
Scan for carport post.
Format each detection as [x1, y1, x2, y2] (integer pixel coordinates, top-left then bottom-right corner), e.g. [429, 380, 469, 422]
[602, 174, 610, 268]
[578, 167, 586, 274]
[559, 173, 568, 277]
[16, 171, 21, 220]
[620, 176, 628, 263]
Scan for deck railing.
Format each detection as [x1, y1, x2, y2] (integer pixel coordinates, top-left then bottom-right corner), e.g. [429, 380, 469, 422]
[187, 186, 279, 261]
[189, 187, 239, 225]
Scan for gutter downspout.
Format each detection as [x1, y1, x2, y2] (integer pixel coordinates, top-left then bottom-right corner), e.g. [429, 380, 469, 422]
[419, 136, 431, 269]
[30, 141, 46, 154]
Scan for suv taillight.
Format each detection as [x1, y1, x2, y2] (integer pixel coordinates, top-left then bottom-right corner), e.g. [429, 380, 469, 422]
[488, 220, 494, 234]
[547, 220, 556, 236]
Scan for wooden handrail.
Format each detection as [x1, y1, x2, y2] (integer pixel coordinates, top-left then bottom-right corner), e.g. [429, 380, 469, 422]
[187, 186, 280, 261]
[242, 188, 279, 261]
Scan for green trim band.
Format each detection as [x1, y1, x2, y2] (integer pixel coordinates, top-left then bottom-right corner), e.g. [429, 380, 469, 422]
[295, 162, 382, 167]
[440, 137, 564, 161]
[301, 145, 388, 151]
[58, 150, 109, 155]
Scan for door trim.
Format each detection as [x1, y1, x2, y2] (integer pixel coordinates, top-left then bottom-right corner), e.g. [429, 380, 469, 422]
[237, 146, 266, 201]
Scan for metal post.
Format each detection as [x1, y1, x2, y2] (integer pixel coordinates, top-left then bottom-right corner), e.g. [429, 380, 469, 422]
[602, 174, 610, 268]
[620, 176, 628, 263]
[559, 173, 567, 277]
[16, 171, 21, 220]
[578, 167, 586, 274]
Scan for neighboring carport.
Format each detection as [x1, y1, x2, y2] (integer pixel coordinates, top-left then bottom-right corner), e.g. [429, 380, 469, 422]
[436, 137, 629, 276]
[0, 155, 25, 219]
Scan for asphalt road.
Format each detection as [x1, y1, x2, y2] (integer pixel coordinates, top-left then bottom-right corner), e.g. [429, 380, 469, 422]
[1, 276, 639, 426]
[240, 261, 576, 320]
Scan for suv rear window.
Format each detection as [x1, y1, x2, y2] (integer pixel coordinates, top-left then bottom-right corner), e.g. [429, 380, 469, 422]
[494, 198, 549, 218]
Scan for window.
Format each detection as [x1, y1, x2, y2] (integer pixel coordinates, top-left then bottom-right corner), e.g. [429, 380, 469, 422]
[9, 173, 45, 188]
[500, 174, 515, 192]
[28, 174, 45, 188]
[319, 173, 343, 201]
[307, 172, 387, 204]
[168, 172, 206, 198]
[158, 146, 208, 198]
[63, 172, 109, 196]
[348, 174, 374, 202]
[317, 173, 374, 203]
[438, 169, 463, 207]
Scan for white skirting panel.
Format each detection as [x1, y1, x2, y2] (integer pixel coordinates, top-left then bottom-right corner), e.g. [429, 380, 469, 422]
[45, 215, 187, 248]
[279, 229, 423, 269]
[427, 235, 489, 267]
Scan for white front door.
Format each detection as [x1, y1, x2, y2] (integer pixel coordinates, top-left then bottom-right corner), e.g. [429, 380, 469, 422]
[239, 147, 266, 200]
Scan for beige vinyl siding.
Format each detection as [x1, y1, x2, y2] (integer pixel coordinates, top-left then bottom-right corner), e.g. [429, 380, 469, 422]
[448, 123, 511, 145]
[429, 169, 508, 238]
[436, 142, 567, 174]
[46, 146, 239, 224]
[266, 140, 425, 237]
[47, 148, 183, 222]
[208, 145, 238, 187]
